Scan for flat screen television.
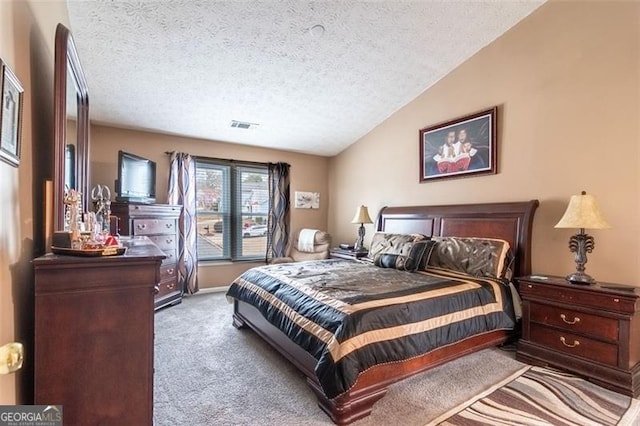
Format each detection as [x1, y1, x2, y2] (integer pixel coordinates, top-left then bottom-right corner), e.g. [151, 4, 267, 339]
[116, 150, 156, 203]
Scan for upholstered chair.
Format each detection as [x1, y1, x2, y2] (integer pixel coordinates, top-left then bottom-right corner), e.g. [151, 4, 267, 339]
[270, 229, 332, 264]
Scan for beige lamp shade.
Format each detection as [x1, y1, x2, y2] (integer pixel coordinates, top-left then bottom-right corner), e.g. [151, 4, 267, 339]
[351, 205, 373, 224]
[555, 191, 611, 229]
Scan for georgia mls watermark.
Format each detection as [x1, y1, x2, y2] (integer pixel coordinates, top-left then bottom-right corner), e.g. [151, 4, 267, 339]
[0, 405, 62, 426]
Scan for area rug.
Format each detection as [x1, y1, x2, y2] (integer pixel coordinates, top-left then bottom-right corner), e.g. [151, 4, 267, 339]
[428, 365, 640, 426]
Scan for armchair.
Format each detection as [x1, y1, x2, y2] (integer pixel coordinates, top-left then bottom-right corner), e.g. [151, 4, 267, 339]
[270, 229, 331, 264]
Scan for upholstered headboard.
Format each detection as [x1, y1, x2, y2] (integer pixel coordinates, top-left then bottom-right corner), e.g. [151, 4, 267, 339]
[375, 200, 539, 277]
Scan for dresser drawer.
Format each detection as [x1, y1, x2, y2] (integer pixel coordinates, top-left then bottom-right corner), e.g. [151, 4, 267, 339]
[520, 281, 636, 314]
[161, 250, 177, 266]
[156, 278, 179, 298]
[133, 219, 176, 236]
[146, 234, 178, 251]
[160, 264, 177, 282]
[529, 302, 619, 342]
[529, 324, 618, 366]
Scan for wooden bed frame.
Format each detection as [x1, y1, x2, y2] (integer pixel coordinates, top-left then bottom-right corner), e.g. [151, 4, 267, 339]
[232, 200, 539, 425]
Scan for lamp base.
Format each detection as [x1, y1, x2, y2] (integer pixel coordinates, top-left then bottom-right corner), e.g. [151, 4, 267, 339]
[565, 271, 595, 285]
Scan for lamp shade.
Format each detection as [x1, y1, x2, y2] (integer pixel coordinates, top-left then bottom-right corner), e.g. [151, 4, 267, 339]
[554, 191, 611, 229]
[351, 205, 373, 224]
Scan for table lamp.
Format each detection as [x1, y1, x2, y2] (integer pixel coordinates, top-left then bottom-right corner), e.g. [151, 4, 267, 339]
[554, 191, 611, 284]
[351, 205, 373, 252]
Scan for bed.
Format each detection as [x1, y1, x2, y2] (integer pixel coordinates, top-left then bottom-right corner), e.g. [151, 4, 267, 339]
[227, 200, 538, 425]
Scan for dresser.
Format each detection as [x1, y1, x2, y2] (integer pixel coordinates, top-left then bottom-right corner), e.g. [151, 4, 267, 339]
[34, 237, 164, 425]
[111, 202, 182, 310]
[516, 275, 640, 397]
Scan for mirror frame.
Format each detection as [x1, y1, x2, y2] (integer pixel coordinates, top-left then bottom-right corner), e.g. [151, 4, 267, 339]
[53, 23, 90, 231]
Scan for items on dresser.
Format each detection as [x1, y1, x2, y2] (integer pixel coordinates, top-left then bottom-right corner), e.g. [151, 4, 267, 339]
[111, 202, 182, 310]
[33, 237, 164, 425]
[516, 275, 640, 397]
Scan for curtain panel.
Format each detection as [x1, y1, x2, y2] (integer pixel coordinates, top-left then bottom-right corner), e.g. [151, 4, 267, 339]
[267, 162, 290, 260]
[168, 152, 199, 294]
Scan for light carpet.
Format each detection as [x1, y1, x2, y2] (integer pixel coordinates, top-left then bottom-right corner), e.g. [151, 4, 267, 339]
[430, 366, 640, 426]
[154, 292, 527, 425]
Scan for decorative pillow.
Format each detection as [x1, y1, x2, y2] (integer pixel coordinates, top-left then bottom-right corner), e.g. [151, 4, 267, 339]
[427, 237, 511, 278]
[367, 232, 428, 260]
[373, 240, 436, 272]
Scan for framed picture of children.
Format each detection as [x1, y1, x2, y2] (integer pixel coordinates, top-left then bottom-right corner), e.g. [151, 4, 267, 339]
[419, 107, 497, 182]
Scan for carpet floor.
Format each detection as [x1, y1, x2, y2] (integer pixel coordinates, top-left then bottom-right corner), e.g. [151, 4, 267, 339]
[153, 291, 639, 425]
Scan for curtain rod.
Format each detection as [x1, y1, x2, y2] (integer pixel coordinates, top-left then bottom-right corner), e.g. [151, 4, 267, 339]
[164, 151, 289, 168]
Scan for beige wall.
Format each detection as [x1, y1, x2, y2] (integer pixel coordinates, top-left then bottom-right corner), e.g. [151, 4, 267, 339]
[329, 1, 639, 285]
[89, 124, 329, 287]
[0, 0, 70, 405]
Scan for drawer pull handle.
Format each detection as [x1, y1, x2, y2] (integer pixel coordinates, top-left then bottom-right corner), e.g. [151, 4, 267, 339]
[527, 284, 532, 289]
[167, 269, 174, 274]
[613, 298, 620, 303]
[560, 314, 580, 325]
[168, 282, 175, 290]
[153, 285, 160, 295]
[166, 239, 173, 244]
[137, 224, 147, 230]
[560, 336, 580, 348]
[166, 223, 173, 228]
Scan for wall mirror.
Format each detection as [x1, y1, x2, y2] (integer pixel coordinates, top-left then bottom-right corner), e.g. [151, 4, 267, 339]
[53, 23, 89, 231]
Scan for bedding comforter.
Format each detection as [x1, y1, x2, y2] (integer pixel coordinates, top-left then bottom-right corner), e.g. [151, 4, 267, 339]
[226, 258, 516, 399]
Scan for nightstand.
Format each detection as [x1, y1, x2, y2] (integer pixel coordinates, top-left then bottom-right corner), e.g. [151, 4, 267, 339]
[329, 248, 369, 260]
[516, 275, 640, 397]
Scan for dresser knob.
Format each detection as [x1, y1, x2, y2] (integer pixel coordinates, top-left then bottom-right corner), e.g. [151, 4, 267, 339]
[613, 298, 620, 303]
[527, 284, 532, 289]
[560, 314, 580, 325]
[560, 336, 580, 348]
[137, 223, 147, 230]
[153, 285, 160, 295]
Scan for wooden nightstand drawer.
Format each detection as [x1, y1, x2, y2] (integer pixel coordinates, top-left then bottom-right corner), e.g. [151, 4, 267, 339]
[133, 218, 176, 235]
[529, 302, 619, 342]
[519, 280, 636, 314]
[529, 325, 618, 366]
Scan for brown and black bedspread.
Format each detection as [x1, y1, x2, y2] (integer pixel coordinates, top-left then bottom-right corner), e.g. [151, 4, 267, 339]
[226, 259, 516, 399]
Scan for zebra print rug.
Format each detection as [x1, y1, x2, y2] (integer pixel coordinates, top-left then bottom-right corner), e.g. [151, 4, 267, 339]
[428, 366, 640, 426]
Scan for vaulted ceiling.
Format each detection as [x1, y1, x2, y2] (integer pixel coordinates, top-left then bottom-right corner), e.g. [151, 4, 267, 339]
[68, 0, 544, 156]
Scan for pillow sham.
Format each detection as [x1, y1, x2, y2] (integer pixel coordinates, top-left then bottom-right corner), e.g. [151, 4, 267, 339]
[367, 232, 428, 260]
[427, 236, 511, 278]
[373, 239, 436, 272]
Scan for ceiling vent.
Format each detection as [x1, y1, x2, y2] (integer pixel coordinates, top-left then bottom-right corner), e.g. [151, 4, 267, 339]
[230, 120, 259, 130]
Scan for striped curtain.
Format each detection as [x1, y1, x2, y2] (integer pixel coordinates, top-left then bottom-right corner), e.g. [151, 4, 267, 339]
[168, 152, 198, 294]
[267, 162, 290, 260]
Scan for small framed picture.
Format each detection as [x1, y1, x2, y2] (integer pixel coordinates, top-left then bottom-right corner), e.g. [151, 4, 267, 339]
[294, 191, 320, 209]
[0, 59, 24, 167]
[419, 107, 497, 182]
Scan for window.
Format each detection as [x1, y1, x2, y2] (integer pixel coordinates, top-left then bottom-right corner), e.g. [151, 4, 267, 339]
[195, 159, 269, 261]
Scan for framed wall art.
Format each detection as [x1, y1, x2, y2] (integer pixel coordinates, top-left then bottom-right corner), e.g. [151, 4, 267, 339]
[419, 107, 497, 182]
[0, 59, 24, 167]
[294, 191, 320, 209]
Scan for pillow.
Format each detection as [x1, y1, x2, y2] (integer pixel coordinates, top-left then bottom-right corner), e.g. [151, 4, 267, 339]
[427, 237, 511, 278]
[367, 232, 428, 260]
[373, 240, 436, 272]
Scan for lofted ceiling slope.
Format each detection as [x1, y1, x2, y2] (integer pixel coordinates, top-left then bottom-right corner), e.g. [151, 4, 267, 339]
[68, 0, 545, 156]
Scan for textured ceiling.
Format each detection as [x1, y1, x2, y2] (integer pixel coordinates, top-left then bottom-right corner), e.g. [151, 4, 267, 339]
[67, 0, 544, 156]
